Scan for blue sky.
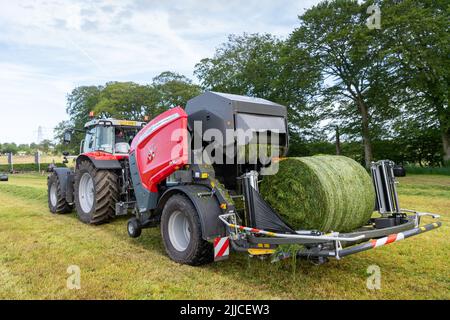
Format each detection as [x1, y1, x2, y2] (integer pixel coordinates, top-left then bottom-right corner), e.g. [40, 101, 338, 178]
[0, 0, 320, 144]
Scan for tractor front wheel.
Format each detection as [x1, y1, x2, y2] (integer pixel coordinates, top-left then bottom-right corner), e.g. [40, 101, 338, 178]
[74, 160, 119, 225]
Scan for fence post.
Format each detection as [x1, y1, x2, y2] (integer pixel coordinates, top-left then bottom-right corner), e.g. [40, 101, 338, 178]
[8, 153, 13, 172]
[35, 151, 41, 173]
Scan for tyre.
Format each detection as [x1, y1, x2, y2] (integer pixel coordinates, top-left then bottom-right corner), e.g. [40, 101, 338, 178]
[74, 160, 119, 225]
[127, 217, 142, 238]
[48, 172, 72, 214]
[161, 194, 213, 265]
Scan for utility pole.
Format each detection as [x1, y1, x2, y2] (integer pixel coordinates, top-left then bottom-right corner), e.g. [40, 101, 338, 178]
[37, 126, 44, 144]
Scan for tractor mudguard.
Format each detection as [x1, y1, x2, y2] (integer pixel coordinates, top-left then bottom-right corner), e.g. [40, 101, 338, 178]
[76, 155, 122, 170]
[158, 185, 226, 241]
[90, 159, 122, 169]
[51, 168, 74, 200]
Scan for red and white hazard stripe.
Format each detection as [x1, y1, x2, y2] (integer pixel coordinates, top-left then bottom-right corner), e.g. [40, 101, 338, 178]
[371, 232, 405, 248]
[214, 237, 230, 261]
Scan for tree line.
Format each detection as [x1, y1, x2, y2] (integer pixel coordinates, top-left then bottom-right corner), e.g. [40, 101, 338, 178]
[56, 0, 448, 167]
[0, 141, 56, 155]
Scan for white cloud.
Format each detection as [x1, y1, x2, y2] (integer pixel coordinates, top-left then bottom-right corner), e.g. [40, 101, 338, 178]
[0, 0, 320, 144]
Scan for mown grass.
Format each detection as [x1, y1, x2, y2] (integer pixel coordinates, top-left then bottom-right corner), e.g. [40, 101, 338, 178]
[0, 173, 448, 299]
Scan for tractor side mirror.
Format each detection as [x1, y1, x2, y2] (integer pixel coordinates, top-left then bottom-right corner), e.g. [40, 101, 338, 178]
[63, 131, 72, 145]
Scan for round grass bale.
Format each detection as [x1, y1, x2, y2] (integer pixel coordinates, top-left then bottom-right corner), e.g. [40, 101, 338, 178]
[259, 155, 375, 232]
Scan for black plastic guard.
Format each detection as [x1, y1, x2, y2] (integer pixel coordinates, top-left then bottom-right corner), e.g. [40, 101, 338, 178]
[251, 187, 295, 234]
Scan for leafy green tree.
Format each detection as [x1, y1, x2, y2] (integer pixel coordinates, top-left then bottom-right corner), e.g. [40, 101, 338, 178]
[1, 143, 18, 155]
[17, 144, 32, 155]
[152, 71, 201, 108]
[94, 82, 163, 120]
[381, 0, 449, 162]
[288, 0, 399, 168]
[195, 34, 283, 99]
[58, 71, 200, 154]
[67, 85, 102, 128]
[65, 85, 103, 153]
[194, 33, 322, 153]
[38, 140, 54, 154]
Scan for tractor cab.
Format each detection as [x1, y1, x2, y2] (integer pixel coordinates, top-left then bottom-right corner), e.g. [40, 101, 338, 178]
[81, 119, 146, 155]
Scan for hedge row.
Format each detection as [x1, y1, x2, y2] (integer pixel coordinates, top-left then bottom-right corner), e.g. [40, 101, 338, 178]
[0, 163, 67, 172]
[404, 165, 450, 176]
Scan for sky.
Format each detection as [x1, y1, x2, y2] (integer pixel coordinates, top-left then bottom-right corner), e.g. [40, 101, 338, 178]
[0, 0, 321, 144]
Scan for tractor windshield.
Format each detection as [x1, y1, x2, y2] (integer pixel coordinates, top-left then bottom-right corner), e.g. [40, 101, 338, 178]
[82, 124, 140, 154]
[114, 126, 140, 154]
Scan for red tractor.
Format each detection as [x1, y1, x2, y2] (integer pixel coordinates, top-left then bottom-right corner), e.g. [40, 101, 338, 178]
[48, 118, 146, 224]
[48, 92, 441, 266]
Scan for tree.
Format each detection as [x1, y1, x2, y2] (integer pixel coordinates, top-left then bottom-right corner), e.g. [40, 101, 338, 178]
[1, 143, 18, 155]
[288, 0, 396, 168]
[18, 144, 32, 155]
[65, 85, 103, 152]
[195, 34, 284, 99]
[58, 72, 200, 154]
[381, 0, 449, 162]
[152, 71, 201, 108]
[67, 85, 102, 128]
[194, 33, 322, 152]
[38, 140, 54, 154]
[94, 82, 163, 120]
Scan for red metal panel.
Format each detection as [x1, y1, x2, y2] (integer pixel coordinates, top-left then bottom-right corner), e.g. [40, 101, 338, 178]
[82, 151, 128, 161]
[130, 107, 188, 192]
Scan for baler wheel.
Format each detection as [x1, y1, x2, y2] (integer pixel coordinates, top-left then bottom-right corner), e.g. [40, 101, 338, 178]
[161, 194, 213, 265]
[48, 172, 73, 214]
[127, 217, 142, 238]
[74, 160, 119, 225]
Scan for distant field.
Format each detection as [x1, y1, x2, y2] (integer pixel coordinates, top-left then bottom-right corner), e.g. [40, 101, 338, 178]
[0, 155, 63, 165]
[0, 173, 448, 299]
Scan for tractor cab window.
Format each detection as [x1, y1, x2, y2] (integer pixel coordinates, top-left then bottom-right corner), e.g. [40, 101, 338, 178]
[83, 127, 96, 153]
[95, 126, 114, 153]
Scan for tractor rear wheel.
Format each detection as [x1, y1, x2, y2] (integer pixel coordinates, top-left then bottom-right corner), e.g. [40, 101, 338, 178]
[48, 172, 72, 214]
[161, 194, 213, 265]
[74, 160, 119, 225]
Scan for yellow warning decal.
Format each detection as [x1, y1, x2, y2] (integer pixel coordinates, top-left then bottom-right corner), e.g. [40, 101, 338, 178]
[118, 120, 138, 126]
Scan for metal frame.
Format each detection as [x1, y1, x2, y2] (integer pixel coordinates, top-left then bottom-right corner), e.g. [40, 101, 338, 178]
[371, 160, 400, 214]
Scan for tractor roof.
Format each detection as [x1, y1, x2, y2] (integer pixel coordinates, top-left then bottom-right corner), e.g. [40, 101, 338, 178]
[84, 118, 146, 128]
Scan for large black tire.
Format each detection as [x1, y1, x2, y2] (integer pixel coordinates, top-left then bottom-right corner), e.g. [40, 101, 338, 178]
[161, 194, 213, 266]
[48, 173, 72, 214]
[74, 160, 119, 225]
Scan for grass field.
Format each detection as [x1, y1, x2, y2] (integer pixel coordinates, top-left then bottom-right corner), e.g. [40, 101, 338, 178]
[0, 173, 448, 299]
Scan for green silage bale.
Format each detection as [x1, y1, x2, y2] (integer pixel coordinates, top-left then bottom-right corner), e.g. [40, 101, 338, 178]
[259, 155, 375, 232]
